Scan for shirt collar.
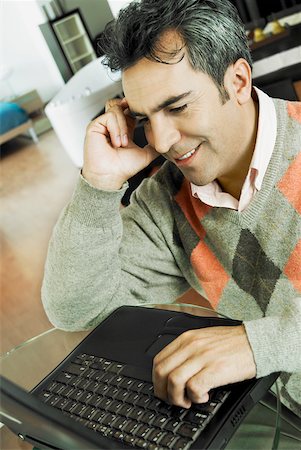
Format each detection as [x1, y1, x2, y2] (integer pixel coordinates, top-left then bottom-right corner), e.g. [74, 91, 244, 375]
[191, 86, 277, 209]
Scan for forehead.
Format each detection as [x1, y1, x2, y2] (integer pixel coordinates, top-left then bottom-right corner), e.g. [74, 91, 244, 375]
[122, 54, 204, 112]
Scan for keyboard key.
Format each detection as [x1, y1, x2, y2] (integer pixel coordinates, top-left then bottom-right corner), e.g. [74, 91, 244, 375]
[173, 437, 193, 450]
[129, 380, 146, 392]
[56, 372, 76, 385]
[97, 397, 114, 410]
[111, 416, 128, 430]
[136, 395, 152, 408]
[53, 397, 70, 410]
[48, 382, 65, 394]
[118, 403, 133, 417]
[94, 383, 110, 395]
[108, 362, 125, 374]
[92, 410, 107, 424]
[65, 364, 88, 376]
[152, 414, 169, 428]
[63, 400, 77, 413]
[128, 407, 145, 421]
[194, 401, 218, 414]
[185, 410, 209, 424]
[120, 377, 136, 389]
[82, 406, 97, 420]
[80, 391, 94, 404]
[48, 395, 62, 407]
[147, 429, 165, 444]
[91, 370, 106, 382]
[110, 375, 125, 386]
[158, 432, 177, 448]
[126, 392, 140, 404]
[148, 398, 163, 411]
[141, 383, 154, 395]
[135, 424, 151, 439]
[86, 394, 103, 407]
[123, 434, 137, 446]
[59, 385, 76, 398]
[71, 403, 88, 417]
[140, 410, 156, 424]
[177, 423, 199, 439]
[115, 388, 130, 402]
[107, 400, 123, 413]
[123, 420, 140, 435]
[164, 418, 181, 432]
[38, 391, 52, 402]
[135, 438, 149, 448]
[101, 413, 117, 426]
[211, 389, 230, 403]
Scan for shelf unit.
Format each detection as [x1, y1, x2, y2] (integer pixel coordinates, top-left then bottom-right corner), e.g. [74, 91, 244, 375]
[50, 9, 96, 74]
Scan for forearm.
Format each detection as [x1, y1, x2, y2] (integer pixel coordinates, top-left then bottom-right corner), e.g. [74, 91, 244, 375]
[42, 175, 128, 330]
[42, 174, 189, 331]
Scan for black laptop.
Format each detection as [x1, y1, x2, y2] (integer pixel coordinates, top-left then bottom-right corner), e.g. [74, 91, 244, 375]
[0, 305, 279, 449]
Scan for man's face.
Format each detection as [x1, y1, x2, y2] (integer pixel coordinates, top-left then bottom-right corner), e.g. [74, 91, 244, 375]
[122, 48, 253, 189]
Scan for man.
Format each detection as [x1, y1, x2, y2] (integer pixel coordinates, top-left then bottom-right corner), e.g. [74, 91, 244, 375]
[42, 0, 301, 444]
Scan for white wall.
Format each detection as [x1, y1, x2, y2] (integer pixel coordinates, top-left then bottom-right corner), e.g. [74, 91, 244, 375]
[0, 0, 64, 102]
[107, 0, 132, 17]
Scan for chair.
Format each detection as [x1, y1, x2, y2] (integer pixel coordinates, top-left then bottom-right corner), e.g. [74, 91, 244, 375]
[45, 57, 122, 167]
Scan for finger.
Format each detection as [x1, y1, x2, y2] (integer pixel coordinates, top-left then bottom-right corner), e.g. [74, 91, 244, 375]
[186, 368, 214, 404]
[103, 110, 124, 148]
[115, 109, 129, 147]
[153, 335, 199, 404]
[105, 97, 125, 112]
[154, 330, 195, 366]
[142, 144, 159, 167]
[166, 357, 206, 408]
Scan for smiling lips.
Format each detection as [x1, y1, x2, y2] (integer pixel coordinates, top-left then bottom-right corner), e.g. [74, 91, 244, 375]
[175, 143, 202, 163]
[177, 148, 197, 160]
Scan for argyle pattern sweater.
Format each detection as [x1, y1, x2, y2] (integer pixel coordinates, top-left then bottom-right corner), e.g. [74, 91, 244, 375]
[42, 98, 301, 416]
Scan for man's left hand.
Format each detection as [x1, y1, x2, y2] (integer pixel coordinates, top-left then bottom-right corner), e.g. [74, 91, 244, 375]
[152, 325, 256, 408]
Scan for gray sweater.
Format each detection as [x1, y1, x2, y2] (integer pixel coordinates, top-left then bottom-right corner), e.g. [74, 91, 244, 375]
[42, 98, 301, 416]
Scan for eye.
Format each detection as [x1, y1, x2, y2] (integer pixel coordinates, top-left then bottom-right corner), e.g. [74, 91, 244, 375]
[170, 104, 188, 114]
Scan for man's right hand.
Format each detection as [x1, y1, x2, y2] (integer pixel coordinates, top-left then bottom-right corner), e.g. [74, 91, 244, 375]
[82, 97, 158, 190]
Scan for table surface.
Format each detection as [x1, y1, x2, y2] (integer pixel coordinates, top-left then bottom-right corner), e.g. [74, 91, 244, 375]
[0, 303, 278, 450]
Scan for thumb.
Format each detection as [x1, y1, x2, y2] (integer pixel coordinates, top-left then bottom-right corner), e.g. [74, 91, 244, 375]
[143, 144, 160, 166]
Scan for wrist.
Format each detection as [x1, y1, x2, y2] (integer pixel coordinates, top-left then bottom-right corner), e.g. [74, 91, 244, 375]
[81, 169, 125, 191]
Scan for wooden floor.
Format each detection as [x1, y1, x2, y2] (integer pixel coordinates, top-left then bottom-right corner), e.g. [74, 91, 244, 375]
[0, 130, 79, 355]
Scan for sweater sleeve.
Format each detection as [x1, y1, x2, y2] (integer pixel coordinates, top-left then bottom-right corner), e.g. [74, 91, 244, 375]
[41, 174, 188, 331]
[243, 296, 301, 375]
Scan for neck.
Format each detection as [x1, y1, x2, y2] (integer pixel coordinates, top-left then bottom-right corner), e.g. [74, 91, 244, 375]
[218, 96, 259, 200]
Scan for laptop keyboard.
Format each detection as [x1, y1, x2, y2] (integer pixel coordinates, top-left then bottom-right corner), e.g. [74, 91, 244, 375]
[37, 353, 230, 450]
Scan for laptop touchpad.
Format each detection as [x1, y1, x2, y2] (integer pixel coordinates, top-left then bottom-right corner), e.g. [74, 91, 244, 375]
[145, 334, 176, 357]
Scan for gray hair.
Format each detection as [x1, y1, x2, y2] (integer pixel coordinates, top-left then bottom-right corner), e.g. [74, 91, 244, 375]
[99, 0, 252, 100]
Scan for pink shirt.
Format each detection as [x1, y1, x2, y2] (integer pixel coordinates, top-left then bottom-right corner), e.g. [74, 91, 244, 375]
[191, 87, 277, 212]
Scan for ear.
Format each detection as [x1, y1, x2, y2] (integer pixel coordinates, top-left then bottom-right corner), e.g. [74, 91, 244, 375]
[227, 58, 252, 105]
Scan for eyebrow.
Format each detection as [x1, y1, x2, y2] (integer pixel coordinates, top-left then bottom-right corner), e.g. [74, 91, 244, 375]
[130, 91, 193, 118]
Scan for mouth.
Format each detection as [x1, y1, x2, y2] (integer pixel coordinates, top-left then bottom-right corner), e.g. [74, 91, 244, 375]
[174, 143, 202, 166]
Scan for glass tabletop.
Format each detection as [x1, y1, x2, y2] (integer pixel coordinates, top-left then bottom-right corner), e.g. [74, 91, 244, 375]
[0, 303, 220, 391]
[0, 303, 285, 450]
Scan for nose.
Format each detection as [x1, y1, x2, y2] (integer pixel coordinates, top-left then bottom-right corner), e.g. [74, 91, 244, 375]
[148, 116, 181, 154]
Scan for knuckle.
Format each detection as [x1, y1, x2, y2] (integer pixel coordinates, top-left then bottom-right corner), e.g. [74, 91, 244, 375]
[153, 362, 165, 379]
[186, 377, 199, 394]
[181, 329, 196, 341]
[168, 371, 183, 388]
